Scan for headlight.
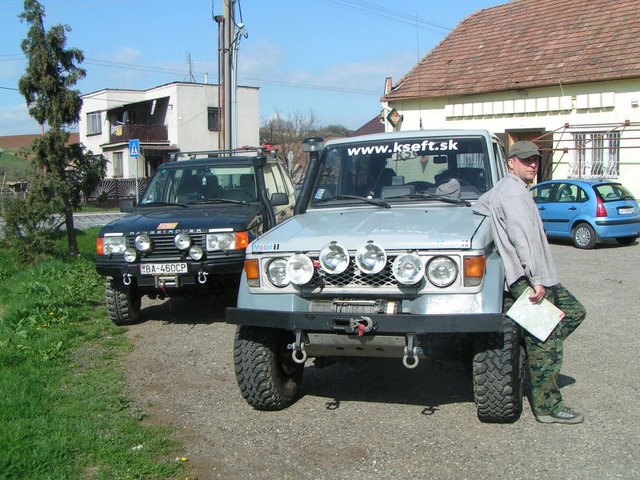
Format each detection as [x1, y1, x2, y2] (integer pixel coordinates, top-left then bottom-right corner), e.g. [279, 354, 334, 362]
[426, 256, 458, 287]
[134, 234, 152, 252]
[206, 232, 236, 251]
[189, 245, 204, 261]
[267, 258, 289, 287]
[319, 242, 349, 274]
[286, 253, 314, 285]
[123, 247, 137, 263]
[355, 242, 386, 274]
[392, 253, 424, 285]
[102, 236, 126, 255]
[174, 232, 192, 250]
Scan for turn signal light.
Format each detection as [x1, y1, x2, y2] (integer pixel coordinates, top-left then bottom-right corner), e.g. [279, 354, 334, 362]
[464, 255, 486, 287]
[244, 259, 260, 287]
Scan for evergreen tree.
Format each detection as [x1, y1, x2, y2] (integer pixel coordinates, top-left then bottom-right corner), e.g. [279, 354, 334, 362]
[15, 0, 105, 257]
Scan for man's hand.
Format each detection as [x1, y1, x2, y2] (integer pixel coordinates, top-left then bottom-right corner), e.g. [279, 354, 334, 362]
[528, 285, 545, 303]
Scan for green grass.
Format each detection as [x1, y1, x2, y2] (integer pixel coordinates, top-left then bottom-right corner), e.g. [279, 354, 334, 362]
[0, 148, 34, 182]
[0, 228, 187, 480]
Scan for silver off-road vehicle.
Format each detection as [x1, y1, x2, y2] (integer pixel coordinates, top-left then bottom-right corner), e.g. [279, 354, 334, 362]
[227, 130, 523, 423]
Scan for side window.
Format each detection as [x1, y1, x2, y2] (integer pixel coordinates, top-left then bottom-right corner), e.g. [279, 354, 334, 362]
[276, 163, 295, 196]
[270, 163, 287, 194]
[557, 183, 578, 203]
[576, 186, 589, 202]
[532, 184, 553, 204]
[263, 165, 278, 197]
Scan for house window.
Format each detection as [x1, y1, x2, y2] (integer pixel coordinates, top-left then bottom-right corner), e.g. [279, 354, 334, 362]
[207, 107, 220, 131]
[113, 152, 123, 178]
[87, 111, 102, 135]
[571, 132, 620, 178]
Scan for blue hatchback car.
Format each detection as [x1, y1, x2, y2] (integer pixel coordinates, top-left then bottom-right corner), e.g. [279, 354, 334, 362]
[530, 179, 640, 249]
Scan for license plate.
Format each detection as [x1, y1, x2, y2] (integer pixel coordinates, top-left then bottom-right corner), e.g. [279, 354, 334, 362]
[140, 263, 188, 275]
[618, 207, 634, 215]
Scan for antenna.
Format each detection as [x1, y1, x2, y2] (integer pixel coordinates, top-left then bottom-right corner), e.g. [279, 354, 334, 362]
[186, 52, 196, 82]
[416, 13, 424, 130]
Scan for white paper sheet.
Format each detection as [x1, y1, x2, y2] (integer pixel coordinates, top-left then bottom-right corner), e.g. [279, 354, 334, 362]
[506, 287, 565, 342]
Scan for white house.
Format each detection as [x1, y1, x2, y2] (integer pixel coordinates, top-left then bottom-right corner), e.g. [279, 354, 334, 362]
[382, 0, 640, 198]
[79, 82, 259, 185]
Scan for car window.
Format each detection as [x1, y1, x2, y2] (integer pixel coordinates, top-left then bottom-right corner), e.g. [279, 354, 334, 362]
[532, 184, 554, 204]
[556, 183, 578, 203]
[594, 183, 635, 202]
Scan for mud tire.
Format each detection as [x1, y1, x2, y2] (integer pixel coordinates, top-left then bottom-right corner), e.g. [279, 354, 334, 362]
[233, 326, 304, 410]
[105, 277, 141, 326]
[472, 316, 524, 423]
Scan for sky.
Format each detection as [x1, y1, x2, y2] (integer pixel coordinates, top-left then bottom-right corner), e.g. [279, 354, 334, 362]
[0, 0, 503, 136]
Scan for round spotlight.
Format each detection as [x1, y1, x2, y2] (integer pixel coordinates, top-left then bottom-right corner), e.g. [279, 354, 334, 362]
[134, 233, 152, 252]
[174, 232, 192, 250]
[355, 242, 387, 274]
[286, 253, 315, 285]
[392, 253, 424, 285]
[123, 247, 137, 263]
[319, 242, 349, 274]
[426, 256, 458, 287]
[189, 245, 204, 261]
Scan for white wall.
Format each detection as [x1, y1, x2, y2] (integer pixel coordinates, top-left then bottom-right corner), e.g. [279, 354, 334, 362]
[387, 79, 640, 198]
[80, 82, 260, 179]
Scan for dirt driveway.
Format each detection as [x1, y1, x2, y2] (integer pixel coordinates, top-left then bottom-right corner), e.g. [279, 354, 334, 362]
[124, 241, 640, 480]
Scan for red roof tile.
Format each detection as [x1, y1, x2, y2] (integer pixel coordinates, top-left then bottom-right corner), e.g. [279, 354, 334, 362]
[384, 0, 640, 101]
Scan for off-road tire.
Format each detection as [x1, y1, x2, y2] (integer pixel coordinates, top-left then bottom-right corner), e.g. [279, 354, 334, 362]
[472, 316, 524, 423]
[233, 326, 304, 410]
[105, 277, 141, 326]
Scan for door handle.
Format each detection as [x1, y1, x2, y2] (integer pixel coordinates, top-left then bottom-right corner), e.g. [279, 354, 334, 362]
[568, 207, 577, 211]
[538, 207, 545, 211]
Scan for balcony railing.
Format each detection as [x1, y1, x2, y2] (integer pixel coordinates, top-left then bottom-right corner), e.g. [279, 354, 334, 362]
[110, 124, 168, 143]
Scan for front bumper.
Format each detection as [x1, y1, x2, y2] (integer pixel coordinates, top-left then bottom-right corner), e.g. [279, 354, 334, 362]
[226, 307, 503, 334]
[96, 252, 245, 287]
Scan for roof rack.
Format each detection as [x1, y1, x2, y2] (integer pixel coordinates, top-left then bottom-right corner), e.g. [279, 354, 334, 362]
[170, 145, 274, 161]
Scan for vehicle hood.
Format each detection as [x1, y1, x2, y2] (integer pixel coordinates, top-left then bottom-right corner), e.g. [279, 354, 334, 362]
[100, 203, 265, 234]
[251, 205, 491, 252]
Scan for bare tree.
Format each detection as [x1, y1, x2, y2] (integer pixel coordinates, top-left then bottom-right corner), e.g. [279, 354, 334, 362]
[260, 110, 320, 183]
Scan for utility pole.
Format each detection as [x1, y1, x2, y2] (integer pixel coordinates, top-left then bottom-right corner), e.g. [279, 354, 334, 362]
[214, 0, 234, 154]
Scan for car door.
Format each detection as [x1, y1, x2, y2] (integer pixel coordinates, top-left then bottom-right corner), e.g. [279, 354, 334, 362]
[531, 182, 558, 234]
[542, 182, 581, 237]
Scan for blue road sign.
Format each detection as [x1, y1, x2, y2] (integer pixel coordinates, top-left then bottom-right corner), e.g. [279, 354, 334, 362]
[129, 139, 140, 157]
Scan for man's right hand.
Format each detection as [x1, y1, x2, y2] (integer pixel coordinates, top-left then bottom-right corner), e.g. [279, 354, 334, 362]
[529, 284, 545, 303]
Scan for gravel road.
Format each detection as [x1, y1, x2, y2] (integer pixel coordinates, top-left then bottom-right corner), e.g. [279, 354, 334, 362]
[124, 240, 640, 480]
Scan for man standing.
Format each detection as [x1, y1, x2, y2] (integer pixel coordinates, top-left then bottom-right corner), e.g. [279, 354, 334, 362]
[475, 140, 586, 424]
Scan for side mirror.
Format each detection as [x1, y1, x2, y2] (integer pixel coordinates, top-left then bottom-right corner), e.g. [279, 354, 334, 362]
[270, 192, 289, 206]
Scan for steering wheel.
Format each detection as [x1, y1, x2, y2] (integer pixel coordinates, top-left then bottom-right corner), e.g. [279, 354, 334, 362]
[224, 189, 254, 201]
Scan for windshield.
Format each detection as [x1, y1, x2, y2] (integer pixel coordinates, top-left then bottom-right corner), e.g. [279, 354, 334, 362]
[140, 164, 257, 205]
[309, 136, 492, 206]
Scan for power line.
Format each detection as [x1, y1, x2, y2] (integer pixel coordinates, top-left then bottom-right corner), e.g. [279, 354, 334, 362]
[313, 0, 452, 34]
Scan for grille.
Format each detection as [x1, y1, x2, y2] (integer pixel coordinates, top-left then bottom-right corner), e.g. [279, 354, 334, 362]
[127, 233, 205, 260]
[315, 257, 396, 288]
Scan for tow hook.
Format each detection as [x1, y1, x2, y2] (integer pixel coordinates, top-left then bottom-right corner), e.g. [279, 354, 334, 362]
[287, 330, 307, 364]
[403, 333, 420, 369]
[351, 316, 374, 336]
[197, 270, 209, 284]
[122, 273, 132, 286]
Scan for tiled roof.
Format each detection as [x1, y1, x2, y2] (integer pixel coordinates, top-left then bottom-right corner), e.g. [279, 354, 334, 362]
[350, 115, 384, 136]
[384, 0, 640, 101]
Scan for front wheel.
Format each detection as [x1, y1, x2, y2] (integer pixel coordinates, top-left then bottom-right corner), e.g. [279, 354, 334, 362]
[572, 222, 596, 249]
[472, 316, 524, 423]
[233, 326, 304, 410]
[105, 278, 141, 325]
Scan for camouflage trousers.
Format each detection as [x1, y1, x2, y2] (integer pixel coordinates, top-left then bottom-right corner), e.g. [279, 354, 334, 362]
[504, 278, 586, 415]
